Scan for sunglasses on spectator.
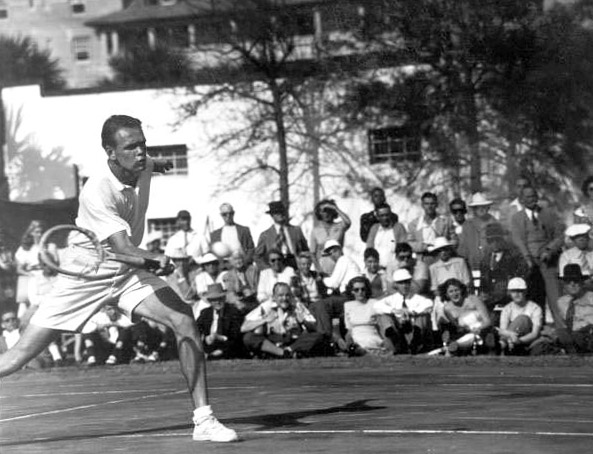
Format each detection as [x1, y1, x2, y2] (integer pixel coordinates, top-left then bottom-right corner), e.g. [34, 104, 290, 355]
[2, 317, 16, 322]
[269, 257, 283, 263]
[397, 254, 412, 260]
[451, 208, 466, 214]
[352, 287, 366, 292]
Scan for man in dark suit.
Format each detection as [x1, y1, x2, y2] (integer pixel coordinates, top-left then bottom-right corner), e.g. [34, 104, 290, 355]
[255, 201, 308, 270]
[195, 284, 247, 359]
[209, 203, 255, 263]
[510, 186, 565, 326]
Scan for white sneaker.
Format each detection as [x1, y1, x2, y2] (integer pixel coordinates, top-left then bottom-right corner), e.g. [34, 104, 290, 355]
[105, 355, 117, 365]
[192, 415, 238, 442]
[87, 355, 96, 366]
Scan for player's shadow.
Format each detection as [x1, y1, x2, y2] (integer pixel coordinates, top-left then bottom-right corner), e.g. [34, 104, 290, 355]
[0, 399, 386, 447]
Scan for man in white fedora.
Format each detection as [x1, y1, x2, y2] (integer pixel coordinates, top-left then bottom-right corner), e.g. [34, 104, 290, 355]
[559, 224, 593, 289]
[458, 192, 499, 271]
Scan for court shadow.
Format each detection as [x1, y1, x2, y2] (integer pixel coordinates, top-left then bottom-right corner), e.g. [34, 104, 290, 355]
[0, 399, 385, 447]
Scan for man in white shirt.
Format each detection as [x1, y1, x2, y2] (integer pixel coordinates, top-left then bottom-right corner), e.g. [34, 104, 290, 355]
[257, 249, 296, 302]
[209, 203, 255, 263]
[165, 210, 198, 260]
[559, 224, 593, 286]
[322, 240, 361, 294]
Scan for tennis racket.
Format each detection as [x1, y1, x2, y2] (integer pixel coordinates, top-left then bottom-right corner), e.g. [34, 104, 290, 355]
[39, 224, 166, 281]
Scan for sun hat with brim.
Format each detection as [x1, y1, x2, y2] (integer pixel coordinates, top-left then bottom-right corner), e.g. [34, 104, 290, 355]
[507, 277, 527, 291]
[322, 239, 341, 254]
[204, 283, 226, 300]
[428, 237, 453, 253]
[563, 264, 586, 281]
[392, 268, 413, 283]
[565, 224, 592, 238]
[198, 253, 219, 265]
[467, 192, 493, 207]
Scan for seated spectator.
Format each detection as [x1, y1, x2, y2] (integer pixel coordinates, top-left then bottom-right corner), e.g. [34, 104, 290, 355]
[321, 240, 361, 295]
[225, 250, 260, 314]
[385, 242, 430, 296]
[429, 237, 472, 294]
[496, 277, 543, 355]
[241, 282, 326, 358]
[555, 264, 593, 354]
[343, 276, 402, 356]
[362, 248, 388, 298]
[559, 224, 593, 288]
[163, 246, 198, 306]
[82, 306, 135, 366]
[196, 284, 247, 359]
[407, 192, 453, 264]
[359, 187, 398, 242]
[458, 192, 498, 271]
[378, 269, 434, 354]
[0, 227, 16, 311]
[0, 311, 45, 369]
[291, 252, 327, 306]
[257, 249, 296, 302]
[431, 278, 492, 355]
[365, 203, 407, 267]
[310, 199, 352, 275]
[194, 253, 227, 299]
[479, 223, 528, 311]
[131, 319, 177, 363]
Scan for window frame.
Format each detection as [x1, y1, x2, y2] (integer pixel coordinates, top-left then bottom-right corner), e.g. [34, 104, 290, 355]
[147, 144, 189, 176]
[368, 126, 421, 165]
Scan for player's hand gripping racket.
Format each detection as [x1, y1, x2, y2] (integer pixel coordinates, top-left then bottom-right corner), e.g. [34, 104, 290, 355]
[39, 224, 170, 280]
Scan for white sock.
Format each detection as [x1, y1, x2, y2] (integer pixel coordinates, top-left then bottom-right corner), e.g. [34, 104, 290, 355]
[193, 405, 212, 423]
[48, 342, 62, 361]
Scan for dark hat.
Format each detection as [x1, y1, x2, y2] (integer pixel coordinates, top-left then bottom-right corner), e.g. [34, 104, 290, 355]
[485, 223, 505, 239]
[204, 283, 226, 300]
[177, 210, 191, 219]
[563, 264, 585, 281]
[266, 201, 286, 215]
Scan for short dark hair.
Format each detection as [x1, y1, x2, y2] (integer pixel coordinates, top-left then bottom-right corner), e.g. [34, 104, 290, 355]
[363, 247, 380, 261]
[438, 278, 468, 302]
[345, 276, 373, 299]
[375, 203, 392, 212]
[267, 248, 284, 261]
[314, 199, 338, 221]
[272, 281, 291, 295]
[101, 115, 142, 150]
[582, 176, 593, 197]
[421, 192, 438, 203]
[449, 198, 467, 211]
[370, 187, 385, 195]
[395, 242, 413, 255]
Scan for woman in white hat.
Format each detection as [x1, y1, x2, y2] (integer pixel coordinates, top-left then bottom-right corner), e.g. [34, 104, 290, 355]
[497, 277, 542, 355]
[428, 237, 472, 293]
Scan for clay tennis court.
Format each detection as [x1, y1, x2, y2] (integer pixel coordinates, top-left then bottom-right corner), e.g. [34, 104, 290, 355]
[1, 356, 593, 454]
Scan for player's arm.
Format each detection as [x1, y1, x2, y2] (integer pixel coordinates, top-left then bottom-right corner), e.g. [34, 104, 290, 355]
[108, 230, 170, 270]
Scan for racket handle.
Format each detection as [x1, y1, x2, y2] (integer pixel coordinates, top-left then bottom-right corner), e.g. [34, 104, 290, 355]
[111, 253, 161, 270]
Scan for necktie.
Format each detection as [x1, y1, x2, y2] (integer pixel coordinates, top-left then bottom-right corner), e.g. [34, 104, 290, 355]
[210, 310, 219, 335]
[276, 227, 287, 254]
[566, 300, 575, 332]
[580, 251, 590, 275]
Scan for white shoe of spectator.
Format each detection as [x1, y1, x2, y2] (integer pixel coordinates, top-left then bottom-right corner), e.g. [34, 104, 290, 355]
[105, 355, 117, 365]
[147, 352, 159, 362]
[86, 355, 96, 366]
[193, 407, 238, 442]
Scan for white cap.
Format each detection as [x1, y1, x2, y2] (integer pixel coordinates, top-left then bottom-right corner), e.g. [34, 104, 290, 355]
[565, 224, 591, 238]
[392, 268, 413, 283]
[467, 192, 493, 207]
[428, 237, 453, 253]
[198, 253, 219, 265]
[145, 231, 163, 244]
[507, 277, 527, 291]
[322, 239, 341, 253]
[166, 247, 186, 260]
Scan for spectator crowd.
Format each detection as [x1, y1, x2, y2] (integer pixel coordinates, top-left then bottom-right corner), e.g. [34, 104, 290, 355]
[4, 175, 593, 366]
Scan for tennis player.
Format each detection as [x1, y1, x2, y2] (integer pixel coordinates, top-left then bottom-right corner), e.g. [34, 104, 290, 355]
[0, 115, 238, 443]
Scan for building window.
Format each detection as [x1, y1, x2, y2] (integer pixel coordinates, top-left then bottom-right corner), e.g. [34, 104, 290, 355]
[147, 218, 177, 244]
[71, 0, 85, 14]
[0, 0, 8, 19]
[147, 144, 188, 175]
[72, 36, 91, 61]
[368, 126, 421, 165]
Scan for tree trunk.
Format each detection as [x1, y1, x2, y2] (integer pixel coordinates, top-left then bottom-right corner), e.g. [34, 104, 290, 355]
[465, 89, 482, 193]
[0, 96, 9, 200]
[269, 79, 290, 212]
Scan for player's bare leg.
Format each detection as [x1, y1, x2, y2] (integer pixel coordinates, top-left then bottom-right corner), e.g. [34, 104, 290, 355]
[133, 287, 238, 442]
[0, 325, 57, 377]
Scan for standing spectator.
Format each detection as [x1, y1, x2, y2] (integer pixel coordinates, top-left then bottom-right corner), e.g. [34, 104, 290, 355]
[385, 242, 430, 296]
[291, 252, 327, 307]
[447, 198, 468, 247]
[309, 199, 351, 275]
[241, 282, 325, 358]
[365, 203, 407, 267]
[497, 277, 543, 355]
[574, 176, 593, 225]
[378, 269, 434, 354]
[499, 175, 530, 230]
[196, 284, 247, 359]
[479, 223, 528, 311]
[406, 192, 453, 263]
[82, 306, 135, 366]
[510, 186, 565, 326]
[14, 220, 58, 318]
[458, 192, 498, 271]
[559, 224, 593, 283]
[362, 248, 388, 298]
[209, 203, 255, 263]
[555, 264, 593, 353]
[0, 228, 16, 313]
[255, 201, 308, 270]
[359, 187, 398, 242]
[257, 249, 295, 303]
[165, 210, 198, 260]
[225, 250, 259, 314]
[429, 237, 472, 293]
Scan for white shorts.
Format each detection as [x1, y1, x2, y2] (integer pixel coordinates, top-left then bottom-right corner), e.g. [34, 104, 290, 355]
[30, 248, 168, 332]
